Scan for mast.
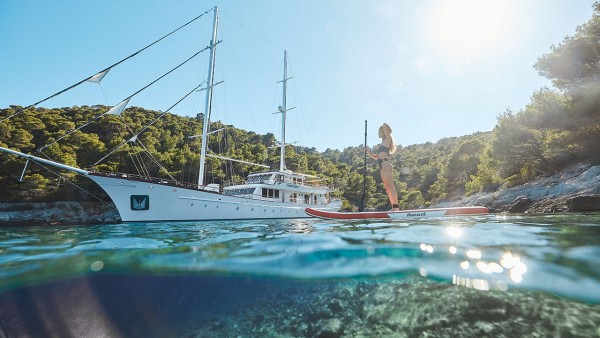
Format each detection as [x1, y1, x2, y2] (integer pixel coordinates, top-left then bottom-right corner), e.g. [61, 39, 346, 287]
[279, 50, 289, 172]
[198, 7, 219, 188]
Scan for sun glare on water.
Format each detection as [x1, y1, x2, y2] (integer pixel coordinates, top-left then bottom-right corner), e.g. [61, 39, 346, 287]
[426, 0, 514, 61]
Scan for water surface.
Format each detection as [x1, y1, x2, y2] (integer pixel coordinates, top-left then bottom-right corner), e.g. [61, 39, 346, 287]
[1, 214, 599, 337]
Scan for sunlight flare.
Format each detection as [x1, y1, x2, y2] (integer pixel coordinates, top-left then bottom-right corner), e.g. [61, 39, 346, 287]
[426, 0, 514, 60]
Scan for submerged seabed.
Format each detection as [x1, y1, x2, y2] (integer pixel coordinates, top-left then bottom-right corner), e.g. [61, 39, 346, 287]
[1, 214, 600, 337]
[0, 274, 599, 337]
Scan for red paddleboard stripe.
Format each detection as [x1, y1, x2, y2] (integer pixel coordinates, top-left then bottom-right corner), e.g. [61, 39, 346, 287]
[305, 206, 489, 219]
[305, 208, 390, 219]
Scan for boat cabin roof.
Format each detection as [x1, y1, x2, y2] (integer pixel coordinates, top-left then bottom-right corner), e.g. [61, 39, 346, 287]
[247, 170, 316, 180]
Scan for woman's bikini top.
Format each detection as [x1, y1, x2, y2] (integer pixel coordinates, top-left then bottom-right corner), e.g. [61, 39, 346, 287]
[374, 143, 391, 168]
[374, 143, 390, 154]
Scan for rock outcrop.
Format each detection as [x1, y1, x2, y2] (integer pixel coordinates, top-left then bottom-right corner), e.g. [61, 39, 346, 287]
[0, 201, 121, 226]
[435, 163, 600, 213]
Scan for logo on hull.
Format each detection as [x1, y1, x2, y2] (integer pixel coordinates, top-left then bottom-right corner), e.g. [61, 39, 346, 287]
[131, 195, 149, 210]
[407, 212, 426, 217]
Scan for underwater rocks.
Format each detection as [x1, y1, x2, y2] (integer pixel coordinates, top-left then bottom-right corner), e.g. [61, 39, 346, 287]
[1, 274, 597, 337]
[185, 277, 600, 337]
[0, 201, 121, 226]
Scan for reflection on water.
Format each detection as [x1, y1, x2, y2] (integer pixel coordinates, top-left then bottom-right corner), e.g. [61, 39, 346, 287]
[419, 230, 528, 292]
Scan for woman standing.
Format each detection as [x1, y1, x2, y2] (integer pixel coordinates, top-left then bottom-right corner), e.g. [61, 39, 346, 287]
[366, 123, 399, 211]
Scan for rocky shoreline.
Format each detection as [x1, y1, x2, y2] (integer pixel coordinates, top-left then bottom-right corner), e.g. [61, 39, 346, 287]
[0, 201, 121, 226]
[434, 163, 600, 213]
[1, 163, 599, 226]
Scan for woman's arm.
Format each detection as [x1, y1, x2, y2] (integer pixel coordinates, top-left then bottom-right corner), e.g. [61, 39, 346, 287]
[365, 147, 378, 160]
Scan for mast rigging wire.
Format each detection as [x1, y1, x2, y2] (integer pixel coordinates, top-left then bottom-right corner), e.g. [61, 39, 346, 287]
[38, 46, 212, 153]
[1, 8, 214, 123]
[92, 82, 205, 167]
[28, 160, 109, 204]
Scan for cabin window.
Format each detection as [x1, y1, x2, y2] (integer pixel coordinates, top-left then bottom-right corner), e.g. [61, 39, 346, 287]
[305, 194, 310, 204]
[262, 188, 280, 199]
[248, 174, 272, 184]
[314, 195, 318, 204]
[289, 193, 297, 202]
[223, 188, 255, 196]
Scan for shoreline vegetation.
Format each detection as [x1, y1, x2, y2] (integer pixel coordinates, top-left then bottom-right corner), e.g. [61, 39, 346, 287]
[2, 3, 600, 225]
[1, 162, 598, 226]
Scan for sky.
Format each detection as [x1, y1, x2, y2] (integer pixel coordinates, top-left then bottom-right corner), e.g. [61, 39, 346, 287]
[0, 0, 596, 152]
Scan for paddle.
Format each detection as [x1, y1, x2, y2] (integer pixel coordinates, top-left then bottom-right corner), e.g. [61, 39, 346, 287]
[359, 120, 367, 212]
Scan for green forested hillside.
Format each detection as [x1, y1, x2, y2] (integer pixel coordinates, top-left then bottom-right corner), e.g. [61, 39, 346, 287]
[1, 3, 599, 210]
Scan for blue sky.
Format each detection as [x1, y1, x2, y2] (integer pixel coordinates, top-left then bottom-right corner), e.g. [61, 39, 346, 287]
[0, 0, 596, 151]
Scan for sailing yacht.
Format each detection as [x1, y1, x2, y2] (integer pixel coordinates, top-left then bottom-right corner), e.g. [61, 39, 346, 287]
[0, 7, 341, 222]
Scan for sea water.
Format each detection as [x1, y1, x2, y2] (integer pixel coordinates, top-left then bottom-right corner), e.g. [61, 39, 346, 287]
[0, 214, 599, 337]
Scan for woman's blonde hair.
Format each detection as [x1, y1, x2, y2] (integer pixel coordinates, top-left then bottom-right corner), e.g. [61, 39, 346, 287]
[380, 123, 397, 154]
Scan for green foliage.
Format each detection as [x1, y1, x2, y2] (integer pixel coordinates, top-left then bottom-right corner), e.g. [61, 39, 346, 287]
[491, 3, 600, 175]
[444, 138, 486, 196]
[534, 2, 600, 90]
[2, 3, 600, 207]
[465, 147, 502, 195]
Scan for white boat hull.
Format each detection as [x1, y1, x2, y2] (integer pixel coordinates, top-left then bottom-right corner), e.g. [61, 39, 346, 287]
[88, 174, 340, 222]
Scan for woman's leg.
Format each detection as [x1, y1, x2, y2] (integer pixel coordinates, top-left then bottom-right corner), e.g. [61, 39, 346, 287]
[380, 162, 399, 210]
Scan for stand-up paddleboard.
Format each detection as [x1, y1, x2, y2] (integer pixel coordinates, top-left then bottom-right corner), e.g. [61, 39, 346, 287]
[305, 206, 489, 220]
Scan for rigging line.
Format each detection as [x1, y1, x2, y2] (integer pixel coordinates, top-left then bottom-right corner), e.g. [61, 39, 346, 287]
[119, 122, 167, 180]
[134, 139, 178, 182]
[40, 46, 210, 153]
[28, 160, 109, 205]
[292, 74, 315, 147]
[132, 82, 205, 138]
[117, 123, 143, 177]
[220, 10, 284, 51]
[220, 130, 231, 183]
[132, 145, 149, 178]
[98, 83, 111, 106]
[127, 145, 143, 177]
[96, 80, 205, 167]
[1, 8, 214, 123]
[125, 127, 150, 178]
[122, 45, 213, 103]
[93, 141, 128, 168]
[219, 21, 258, 131]
[0, 164, 21, 183]
[38, 112, 106, 152]
[138, 150, 152, 179]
